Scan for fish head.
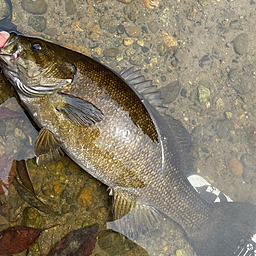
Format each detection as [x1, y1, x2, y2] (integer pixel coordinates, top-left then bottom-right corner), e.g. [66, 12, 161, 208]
[0, 33, 75, 97]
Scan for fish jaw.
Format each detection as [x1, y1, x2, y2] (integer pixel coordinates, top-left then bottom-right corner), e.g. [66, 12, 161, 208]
[0, 33, 74, 98]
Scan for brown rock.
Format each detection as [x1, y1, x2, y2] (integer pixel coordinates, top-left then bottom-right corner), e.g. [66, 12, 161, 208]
[229, 158, 243, 176]
[125, 26, 141, 38]
[86, 24, 101, 42]
[117, 0, 133, 3]
[77, 187, 93, 207]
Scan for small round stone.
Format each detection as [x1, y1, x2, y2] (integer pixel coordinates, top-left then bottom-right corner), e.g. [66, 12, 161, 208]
[233, 33, 248, 55]
[229, 158, 243, 176]
[28, 16, 47, 32]
[21, 0, 47, 15]
[125, 26, 141, 38]
[103, 48, 120, 57]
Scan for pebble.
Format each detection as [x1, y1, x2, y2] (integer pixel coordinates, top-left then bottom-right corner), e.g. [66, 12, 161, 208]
[117, 24, 125, 34]
[228, 68, 252, 94]
[232, 33, 248, 55]
[213, 120, 234, 139]
[53, 184, 63, 195]
[160, 7, 170, 23]
[157, 43, 169, 56]
[148, 20, 159, 33]
[160, 80, 181, 104]
[117, 0, 133, 3]
[65, 0, 77, 15]
[77, 187, 93, 207]
[125, 26, 141, 38]
[143, 0, 160, 9]
[28, 15, 47, 32]
[103, 48, 120, 57]
[86, 24, 101, 42]
[141, 46, 149, 53]
[21, 0, 47, 15]
[174, 48, 187, 63]
[229, 158, 243, 176]
[47, 161, 65, 175]
[0, 0, 11, 20]
[123, 37, 134, 46]
[22, 207, 42, 228]
[230, 20, 244, 30]
[129, 54, 144, 66]
[241, 153, 256, 170]
[197, 85, 210, 103]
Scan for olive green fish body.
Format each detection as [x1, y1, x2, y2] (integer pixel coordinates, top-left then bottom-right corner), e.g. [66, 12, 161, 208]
[2, 33, 256, 256]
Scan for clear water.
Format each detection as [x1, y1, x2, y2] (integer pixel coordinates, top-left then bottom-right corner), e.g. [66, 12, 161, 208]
[0, 0, 256, 255]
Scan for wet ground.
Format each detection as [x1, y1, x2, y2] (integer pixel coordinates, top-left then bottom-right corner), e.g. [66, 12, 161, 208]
[0, 0, 256, 255]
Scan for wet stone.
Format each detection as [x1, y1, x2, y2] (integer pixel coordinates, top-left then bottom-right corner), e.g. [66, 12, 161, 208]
[117, 24, 125, 34]
[197, 85, 210, 104]
[103, 48, 120, 57]
[228, 68, 252, 94]
[141, 46, 149, 53]
[21, 0, 47, 15]
[129, 54, 144, 66]
[229, 158, 243, 176]
[65, 0, 77, 15]
[47, 161, 65, 175]
[117, 0, 133, 3]
[22, 207, 42, 228]
[241, 153, 256, 171]
[213, 120, 234, 139]
[181, 88, 187, 97]
[41, 183, 52, 196]
[77, 187, 93, 207]
[199, 54, 212, 68]
[125, 26, 141, 38]
[160, 80, 181, 104]
[0, 0, 11, 20]
[230, 20, 244, 30]
[86, 24, 101, 42]
[157, 43, 169, 56]
[175, 48, 187, 63]
[28, 15, 47, 32]
[148, 20, 159, 33]
[233, 33, 248, 55]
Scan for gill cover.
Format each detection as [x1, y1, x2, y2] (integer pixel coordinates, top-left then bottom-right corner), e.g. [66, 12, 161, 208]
[0, 33, 76, 97]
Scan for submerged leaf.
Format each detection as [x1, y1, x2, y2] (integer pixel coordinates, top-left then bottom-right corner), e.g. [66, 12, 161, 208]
[0, 226, 42, 255]
[12, 176, 59, 215]
[0, 106, 22, 119]
[0, 157, 17, 195]
[48, 223, 99, 256]
[16, 159, 36, 196]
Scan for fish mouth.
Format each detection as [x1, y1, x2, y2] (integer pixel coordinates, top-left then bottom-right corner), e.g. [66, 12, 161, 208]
[0, 33, 67, 97]
[0, 33, 21, 79]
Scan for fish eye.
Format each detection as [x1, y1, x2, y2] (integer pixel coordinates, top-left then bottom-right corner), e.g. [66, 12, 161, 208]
[31, 42, 42, 51]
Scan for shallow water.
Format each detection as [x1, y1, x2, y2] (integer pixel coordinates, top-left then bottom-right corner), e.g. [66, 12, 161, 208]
[0, 0, 256, 255]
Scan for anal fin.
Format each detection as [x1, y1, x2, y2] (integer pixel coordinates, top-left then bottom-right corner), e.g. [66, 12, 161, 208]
[108, 187, 161, 239]
[34, 128, 63, 165]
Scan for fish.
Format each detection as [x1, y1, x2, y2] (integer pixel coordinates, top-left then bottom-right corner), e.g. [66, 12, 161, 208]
[0, 32, 256, 256]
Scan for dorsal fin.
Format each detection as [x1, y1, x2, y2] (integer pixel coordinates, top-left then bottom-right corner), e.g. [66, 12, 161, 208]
[119, 67, 167, 115]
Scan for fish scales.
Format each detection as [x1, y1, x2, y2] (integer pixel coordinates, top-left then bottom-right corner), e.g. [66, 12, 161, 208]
[1, 33, 256, 256]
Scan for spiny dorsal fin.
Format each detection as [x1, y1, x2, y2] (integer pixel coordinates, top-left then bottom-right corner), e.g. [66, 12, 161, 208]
[119, 67, 167, 115]
[110, 187, 161, 238]
[55, 93, 104, 127]
[34, 128, 63, 165]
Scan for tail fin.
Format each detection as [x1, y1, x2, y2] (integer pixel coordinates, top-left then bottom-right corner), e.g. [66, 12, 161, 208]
[188, 202, 256, 256]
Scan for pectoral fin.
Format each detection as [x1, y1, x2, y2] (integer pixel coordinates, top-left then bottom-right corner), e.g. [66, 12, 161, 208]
[56, 93, 104, 127]
[34, 128, 63, 165]
[109, 187, 161, 238]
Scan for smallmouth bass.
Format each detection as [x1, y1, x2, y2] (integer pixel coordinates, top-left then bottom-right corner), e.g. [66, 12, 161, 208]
[1, 33, 256, 256]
